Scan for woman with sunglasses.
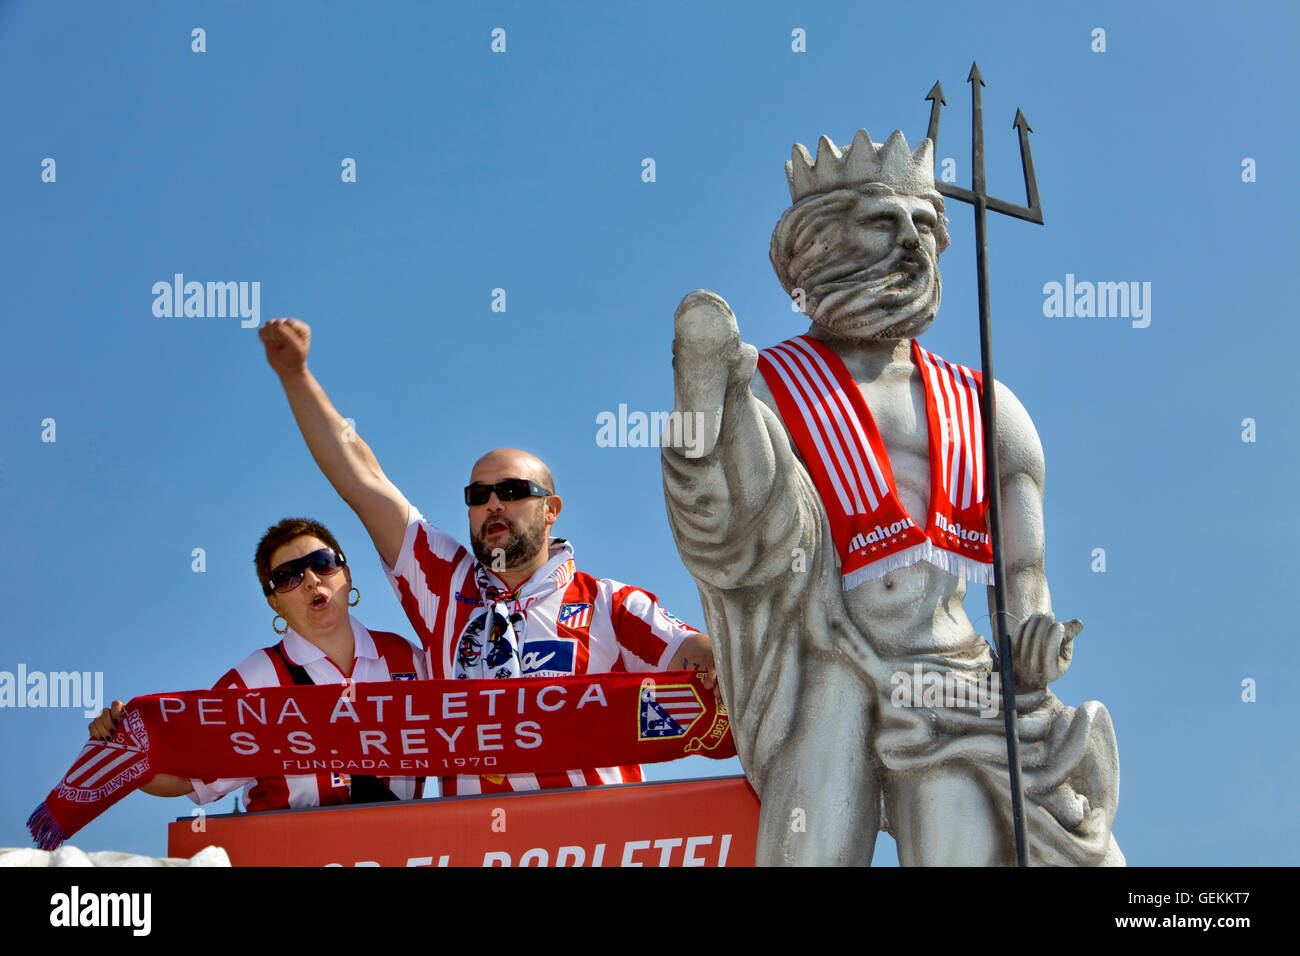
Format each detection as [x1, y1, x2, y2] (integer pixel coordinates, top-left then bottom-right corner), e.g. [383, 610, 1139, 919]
[89, 517, 427, 810]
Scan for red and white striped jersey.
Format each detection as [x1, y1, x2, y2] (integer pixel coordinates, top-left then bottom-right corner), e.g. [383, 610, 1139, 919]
[188, 617, 427, 811]
[384, 505, 700, 796]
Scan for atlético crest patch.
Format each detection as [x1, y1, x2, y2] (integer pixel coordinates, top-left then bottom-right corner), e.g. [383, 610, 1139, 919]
[390, 672, 417, 680]
[638, 684, 705, 740]
[558, 603, 593, 629]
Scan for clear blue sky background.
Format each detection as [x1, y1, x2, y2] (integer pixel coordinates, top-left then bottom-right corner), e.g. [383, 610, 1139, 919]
[1, 0, 1295, 865]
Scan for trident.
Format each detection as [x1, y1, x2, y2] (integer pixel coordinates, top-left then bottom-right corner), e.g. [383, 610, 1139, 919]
[925, 62, 1042, 867]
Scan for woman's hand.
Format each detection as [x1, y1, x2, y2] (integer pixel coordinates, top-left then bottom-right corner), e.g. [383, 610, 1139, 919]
[88, 700, 125, 740]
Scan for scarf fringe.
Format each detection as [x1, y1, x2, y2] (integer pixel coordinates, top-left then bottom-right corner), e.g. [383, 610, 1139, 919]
[27, 803, 67, 851]
[843, 543, 933, 589]
[921, 545, 995, 586]
[843, 541, 995, 590]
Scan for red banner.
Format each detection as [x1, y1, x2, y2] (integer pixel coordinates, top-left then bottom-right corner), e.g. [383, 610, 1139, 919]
[168, 776, 760, 866]
[30, 672, 734, 849]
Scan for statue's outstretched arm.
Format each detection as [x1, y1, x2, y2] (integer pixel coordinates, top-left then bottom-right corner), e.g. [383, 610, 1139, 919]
[989, 380, 1079, 690]
[661, 290, 811, 589]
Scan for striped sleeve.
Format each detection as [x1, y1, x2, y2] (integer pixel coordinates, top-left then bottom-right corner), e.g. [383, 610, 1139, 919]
[601, 581, 698, 672]
[383, 503, 477, 679]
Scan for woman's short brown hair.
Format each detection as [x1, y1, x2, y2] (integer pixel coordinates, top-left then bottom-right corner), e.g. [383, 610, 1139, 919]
[255, 518, 347, 595]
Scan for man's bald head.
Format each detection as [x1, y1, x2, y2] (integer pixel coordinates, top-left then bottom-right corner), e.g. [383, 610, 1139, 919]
[466, 449, 561, 575]
[469, 448, 555, 494]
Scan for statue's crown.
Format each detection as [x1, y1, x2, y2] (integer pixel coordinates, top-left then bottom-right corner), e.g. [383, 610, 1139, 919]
[786, 129, 935, 204]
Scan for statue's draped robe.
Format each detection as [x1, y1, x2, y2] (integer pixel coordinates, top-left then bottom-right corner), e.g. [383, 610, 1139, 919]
[662, 370, 1122, 866]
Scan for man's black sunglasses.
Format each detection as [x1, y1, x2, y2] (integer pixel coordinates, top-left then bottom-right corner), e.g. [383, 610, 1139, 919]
[266, 548, 346, 595]
[464, 478, 553, 506]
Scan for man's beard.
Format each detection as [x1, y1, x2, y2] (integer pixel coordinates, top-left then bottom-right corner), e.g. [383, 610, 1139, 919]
[470, 507, 548, 570]
[807, 248, 941, 341]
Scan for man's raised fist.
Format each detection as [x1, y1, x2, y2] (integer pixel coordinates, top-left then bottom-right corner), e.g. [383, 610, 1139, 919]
[259, 317, 312, 377]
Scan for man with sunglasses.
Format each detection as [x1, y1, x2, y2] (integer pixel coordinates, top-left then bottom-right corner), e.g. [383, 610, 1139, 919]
[260, 318, 717, 796]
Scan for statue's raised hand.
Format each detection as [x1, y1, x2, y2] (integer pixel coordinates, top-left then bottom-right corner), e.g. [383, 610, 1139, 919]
[1007, 612, 1081, 691]
[668, 290, 758, 458]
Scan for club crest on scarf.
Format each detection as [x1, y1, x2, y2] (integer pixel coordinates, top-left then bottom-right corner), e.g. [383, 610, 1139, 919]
[57, 709, 152, 804]
[638, 684, 705, 740]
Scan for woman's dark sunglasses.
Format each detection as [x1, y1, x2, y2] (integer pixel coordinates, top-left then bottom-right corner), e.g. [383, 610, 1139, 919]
[267, 548, 345, 594]
[464, 478, 553, 506]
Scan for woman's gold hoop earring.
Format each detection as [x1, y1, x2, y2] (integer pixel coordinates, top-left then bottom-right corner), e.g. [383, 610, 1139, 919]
[348, 587, 361, 607]
[272, 614, 288, 635]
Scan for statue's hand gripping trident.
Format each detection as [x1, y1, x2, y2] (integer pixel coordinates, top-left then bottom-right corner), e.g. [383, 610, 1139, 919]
[1008, 613, 1082, 692]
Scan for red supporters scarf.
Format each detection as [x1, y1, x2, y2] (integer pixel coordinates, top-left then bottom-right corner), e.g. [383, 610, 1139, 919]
[28, 672, 733, 850]
[757, 336, 993, 588]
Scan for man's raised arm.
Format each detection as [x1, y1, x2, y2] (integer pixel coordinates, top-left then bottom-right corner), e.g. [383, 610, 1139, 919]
[260, 318, 409, 568]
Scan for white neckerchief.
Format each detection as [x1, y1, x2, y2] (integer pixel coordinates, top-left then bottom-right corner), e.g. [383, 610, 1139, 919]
[452, 540, 575, 680]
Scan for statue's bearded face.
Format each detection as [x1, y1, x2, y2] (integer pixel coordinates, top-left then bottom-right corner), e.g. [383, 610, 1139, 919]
[772, 186, 946, 341]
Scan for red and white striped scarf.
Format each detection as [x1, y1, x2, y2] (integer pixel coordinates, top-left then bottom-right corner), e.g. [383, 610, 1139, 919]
[757, 335, 993, 588]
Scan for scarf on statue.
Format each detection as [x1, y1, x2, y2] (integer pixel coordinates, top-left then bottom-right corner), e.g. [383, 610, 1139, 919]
[27, 671, 733, 851]
[453, 542, 576, 680]
[757, 335, 993, 589]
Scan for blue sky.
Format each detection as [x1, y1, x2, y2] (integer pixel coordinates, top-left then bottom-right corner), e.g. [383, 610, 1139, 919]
[1, 0, 1296, 864]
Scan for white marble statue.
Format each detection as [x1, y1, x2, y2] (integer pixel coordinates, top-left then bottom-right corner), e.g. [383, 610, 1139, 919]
[661, 129, 1122, 866]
